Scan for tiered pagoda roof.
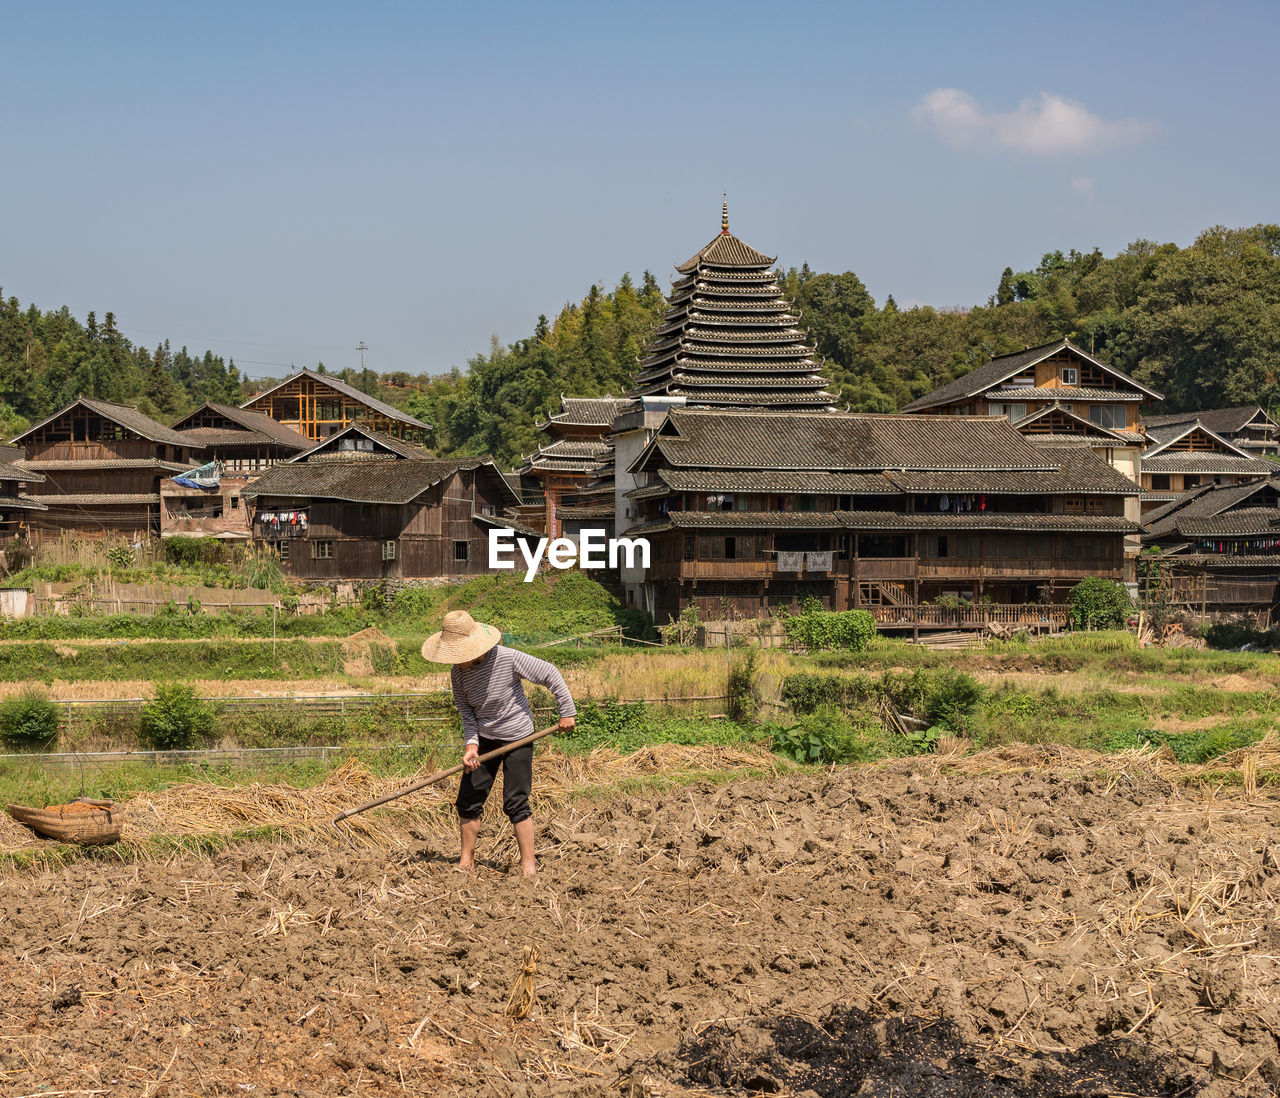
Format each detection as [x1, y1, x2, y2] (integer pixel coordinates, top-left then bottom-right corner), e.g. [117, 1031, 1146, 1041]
[628, 204, 837, 411]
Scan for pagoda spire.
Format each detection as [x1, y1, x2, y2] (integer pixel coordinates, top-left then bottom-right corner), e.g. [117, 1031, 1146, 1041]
[627, 213, 836, 412]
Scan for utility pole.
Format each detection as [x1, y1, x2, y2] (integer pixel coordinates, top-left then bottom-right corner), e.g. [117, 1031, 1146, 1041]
[357, 342, 368, 371]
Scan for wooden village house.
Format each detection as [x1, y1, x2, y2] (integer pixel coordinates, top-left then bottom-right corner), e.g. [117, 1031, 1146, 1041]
[1136, 418, 1274, 515]
[1142, 406, 1280, 459]
[624, 408, 1139, 629]
[240, 424, 522, 580]
[159, 402, 313, 542]
[12, 398, 199, 539]
[1142, 476, 1280, 623]
[240, 368, 430, 445]
[898, 338, 1159, 487]
[0, 446, 45, 544]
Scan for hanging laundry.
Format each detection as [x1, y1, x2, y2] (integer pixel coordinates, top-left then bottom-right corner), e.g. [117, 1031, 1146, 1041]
[777, 551, 804, 572]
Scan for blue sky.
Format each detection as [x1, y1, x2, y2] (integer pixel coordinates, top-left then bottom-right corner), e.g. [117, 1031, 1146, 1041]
[2, 1, 1276, 379]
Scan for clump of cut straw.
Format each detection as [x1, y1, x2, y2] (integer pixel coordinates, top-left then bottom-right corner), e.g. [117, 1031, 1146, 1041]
[505, 944, 540, 1020]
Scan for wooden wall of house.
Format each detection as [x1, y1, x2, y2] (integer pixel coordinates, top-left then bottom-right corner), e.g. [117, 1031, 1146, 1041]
[40, 470, 161, 496]
[30, 505, 157, 538]
[255, 467, 517, 580]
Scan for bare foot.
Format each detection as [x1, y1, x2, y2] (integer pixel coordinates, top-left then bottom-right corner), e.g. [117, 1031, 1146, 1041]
[456, 860, 475, 872]
[521, 862, 537, 877]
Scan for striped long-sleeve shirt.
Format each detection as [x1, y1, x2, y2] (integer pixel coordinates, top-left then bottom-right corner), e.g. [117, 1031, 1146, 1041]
[450, 646, 576, 746]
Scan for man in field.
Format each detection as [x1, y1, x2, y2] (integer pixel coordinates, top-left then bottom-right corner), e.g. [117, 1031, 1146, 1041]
[422, 610, 575, 876]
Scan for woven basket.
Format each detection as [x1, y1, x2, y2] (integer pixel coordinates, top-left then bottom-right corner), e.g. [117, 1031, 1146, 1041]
[7, 799, 122, 845]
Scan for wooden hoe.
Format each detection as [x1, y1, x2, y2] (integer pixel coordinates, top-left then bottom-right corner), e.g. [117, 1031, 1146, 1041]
[330, 724, 560, 842]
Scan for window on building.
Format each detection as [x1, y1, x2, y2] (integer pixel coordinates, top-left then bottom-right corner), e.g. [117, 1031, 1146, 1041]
[312, 540, 333, 559]
[936, 535, 948, 558]
[273, 540, 289, 560]
[453, 540, 469, 562]
[1088, 404, 1127, 429]
[382, 540, 396, 561]
[1061, 367, 1078, 385]
[991, 403, 1027, 421]
[1008, 375, 1035, 388]
[230, 495, 240, 510]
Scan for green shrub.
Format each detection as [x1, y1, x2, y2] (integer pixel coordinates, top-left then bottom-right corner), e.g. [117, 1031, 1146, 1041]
[107, 543, 136, 569]
[726, 647, 759, 723]
[240, 550, 285, 591]
[922, 669, 985, 732]
[1099, 725, 1263, 763]
[783, 609, 875, 651]
[390, 585, 440, 619]
[769, 705, 884, 764]
[163, 536, 224, 568]
[0, 688, 61, 749]
[1069, 577, 1132, 631]
[139, 683, 217, 750]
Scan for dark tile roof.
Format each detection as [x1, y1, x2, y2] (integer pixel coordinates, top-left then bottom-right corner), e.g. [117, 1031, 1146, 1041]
[1140, 453, 1274, 475]
[242, 369, 430, 430]
[633, 409, 1056, 474]
[1142, 478, 1280, 538]
[887, 445, 1138, 496]
[12, 397, 194, 448]
[639, 388, 839, 407]
[524, 457, 601, 474]
[539, 397, 630, 430]
[21, 458, 193, 473]
[1157, 553, 1280, 569]
[0, 493, 46, 511]
[676, 231, 775, 273]
[533, 440, 611, 459]
[1177, 508, 1280, 536]
[292, 424, 435, 464]
[0, 461, 43, 483]
[1142, 406, 1278, 437]
[654, 470, 898, 495]
[899, 339, 1162, 413]
[243, 457, 505, 506]
[986, 386, 1146, 403]
[28, 492, 159, 505]
[172, 402, 313, 450]
[634, 510, 1137, 534]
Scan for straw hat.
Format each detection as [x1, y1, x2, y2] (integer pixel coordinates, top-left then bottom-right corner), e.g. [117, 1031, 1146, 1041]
[421, 610, 501, 664]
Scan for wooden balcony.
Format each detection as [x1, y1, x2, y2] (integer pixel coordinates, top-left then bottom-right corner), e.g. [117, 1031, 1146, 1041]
[916, 558, 1122, 581]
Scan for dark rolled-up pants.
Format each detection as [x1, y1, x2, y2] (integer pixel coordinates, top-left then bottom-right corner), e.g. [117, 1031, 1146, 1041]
[455, 735, 534, 824]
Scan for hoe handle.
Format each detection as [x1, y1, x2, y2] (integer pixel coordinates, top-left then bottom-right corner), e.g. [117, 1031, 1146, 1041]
[331, 725, 559, 826]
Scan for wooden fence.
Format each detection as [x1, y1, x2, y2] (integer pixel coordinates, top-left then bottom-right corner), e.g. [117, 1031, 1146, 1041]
[867, 603, 1072, 632]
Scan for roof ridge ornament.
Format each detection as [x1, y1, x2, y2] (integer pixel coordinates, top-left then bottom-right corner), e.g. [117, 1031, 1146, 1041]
[722, 195, 729, 235]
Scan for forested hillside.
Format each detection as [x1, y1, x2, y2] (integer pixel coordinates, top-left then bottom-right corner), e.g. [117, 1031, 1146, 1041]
[3, 222, 1278, 466]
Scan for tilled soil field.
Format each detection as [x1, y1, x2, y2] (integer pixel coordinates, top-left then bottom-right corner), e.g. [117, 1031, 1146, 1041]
[2, 748, 1279, 1096]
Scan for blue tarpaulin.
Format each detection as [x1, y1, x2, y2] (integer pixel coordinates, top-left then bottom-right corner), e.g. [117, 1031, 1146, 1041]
[172, 461, 221, 489]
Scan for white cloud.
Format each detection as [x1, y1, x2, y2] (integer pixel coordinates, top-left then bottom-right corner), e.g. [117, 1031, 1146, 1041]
[912, 89, 1156, 156]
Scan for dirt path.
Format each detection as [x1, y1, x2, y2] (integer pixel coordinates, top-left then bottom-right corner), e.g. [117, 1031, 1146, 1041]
[2, 753, 1277, 1095]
